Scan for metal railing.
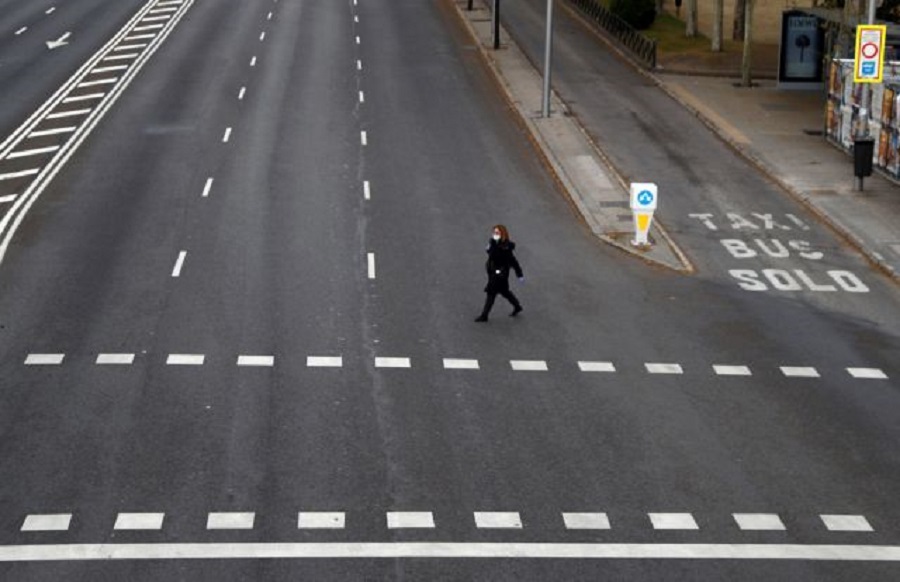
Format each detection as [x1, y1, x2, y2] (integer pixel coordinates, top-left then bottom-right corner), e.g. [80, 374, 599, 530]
[568, 0, 657, 69]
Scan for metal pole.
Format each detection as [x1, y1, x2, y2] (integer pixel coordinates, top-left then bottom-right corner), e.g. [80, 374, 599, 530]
[860, 0, 877, 137]
[542, 0, 554, 117]
[467, 0, 473, 10]
[493, 0, 500, 50]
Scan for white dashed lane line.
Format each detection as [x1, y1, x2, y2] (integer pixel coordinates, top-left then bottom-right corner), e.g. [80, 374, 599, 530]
[24, 353, 64, 366]
[443, 358, 479, 370]
[114, 513, 164, 531]
[733, 513, 786, 531]
[250, 56, 257, 67]
[238, 86, 246, 100]
[578, 361, 616, 372]
[387, 512, 435, 530]
[360, 131, 367, 145]
[21, 514, 71, 532]
[298, 512, 345, 529]
[306, 356, 343, 368]
[713, 365, 752, 376]
[171, 250, 187, 277]
[237, 355, 275, 367]
[166, 354, 204, 366]
[645, 363, 683, 375]
[510, 360, 548, 372]
[821, 515, 874, 532]
[367, 252, 375, 279]
[363, 180, 370, 200]
[207, 513, 255, 530]
[95, 353, 135, 365]
[649, 513, 699, 531]
[15, 27, 28, 36]
[222, 127, 232, 143]
[848, 367, 888, 379]
[780, 366, 820, 378]
[375, 357, 411, 369]
[201, 177, 213, 197]
[475, 512, 523, 529]
[562, 513, 610, 530]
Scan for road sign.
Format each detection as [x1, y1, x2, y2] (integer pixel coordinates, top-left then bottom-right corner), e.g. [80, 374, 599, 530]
[629, 182, 657, 247]
[853, 25, 887, 83]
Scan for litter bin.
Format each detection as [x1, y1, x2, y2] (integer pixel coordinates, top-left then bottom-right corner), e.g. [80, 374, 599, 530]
[853, 138, 874, 191]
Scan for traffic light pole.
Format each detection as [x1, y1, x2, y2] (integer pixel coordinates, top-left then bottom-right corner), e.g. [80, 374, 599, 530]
[542, 0, 554, 117]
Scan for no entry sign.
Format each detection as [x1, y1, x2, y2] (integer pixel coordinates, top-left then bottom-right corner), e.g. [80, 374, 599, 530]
[854, 25, 887, 83]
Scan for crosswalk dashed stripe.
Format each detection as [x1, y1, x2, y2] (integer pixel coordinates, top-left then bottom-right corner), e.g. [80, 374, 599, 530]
[207, 512, 255, 530]
[645, 363, 683, 375]
[236, 355, 274, 367]
[820, 514, 873, 532]
[733, 513, 786, 531]
[510, 360, 547, 372]
[298, 512, 345, 529]
[474, 512, 522, 529]
[21, 514, 72, 532]
[307, 356, 343, 367]
[649, 513, 698, 530]
[578, 361, 615, 372]
[847, 368, 888, 379]
[375, 357, 410, 368]
[780, 366, 820, 378]
[443, 358, 479, 370]
[713, 365, 752, 376]
[24, 353, 64, 366]
[387, 512, 435, 529]
[96, 353, 135, 365]
[166, 354, 204, 366]
[563, 513, 610, 530]
[114, 513, 164, 531]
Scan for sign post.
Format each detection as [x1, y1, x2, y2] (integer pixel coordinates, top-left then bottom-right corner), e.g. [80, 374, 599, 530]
[630, 183, 658, 247]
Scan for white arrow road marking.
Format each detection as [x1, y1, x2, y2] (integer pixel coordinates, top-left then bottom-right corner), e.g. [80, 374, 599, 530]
[46, 31, 70, 50]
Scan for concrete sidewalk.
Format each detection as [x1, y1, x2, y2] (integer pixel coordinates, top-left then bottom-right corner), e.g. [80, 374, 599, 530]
[659, 75, 900, 281]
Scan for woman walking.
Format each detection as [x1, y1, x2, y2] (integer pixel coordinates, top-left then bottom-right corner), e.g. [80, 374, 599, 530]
[475, 224, 524, 322]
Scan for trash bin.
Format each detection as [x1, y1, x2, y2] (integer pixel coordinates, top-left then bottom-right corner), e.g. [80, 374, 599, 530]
[854, 138, 874, 178]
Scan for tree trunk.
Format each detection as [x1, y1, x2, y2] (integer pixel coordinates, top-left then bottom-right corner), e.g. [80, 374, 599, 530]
[740, 0, 754, 86]
[733, 0, 746, 40]
[686, 0, 698, 37]
[712, 0, 724, 51]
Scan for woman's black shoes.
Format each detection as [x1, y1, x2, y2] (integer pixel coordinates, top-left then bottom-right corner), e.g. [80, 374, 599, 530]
[510, 306, 523, 317]
[474, 315, 488, 322]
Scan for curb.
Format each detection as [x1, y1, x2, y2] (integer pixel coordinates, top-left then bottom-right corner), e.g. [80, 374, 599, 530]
[449, 0, 693, 274]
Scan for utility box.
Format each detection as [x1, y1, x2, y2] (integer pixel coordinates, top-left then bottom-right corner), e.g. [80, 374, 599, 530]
[854, 138, 875, 177]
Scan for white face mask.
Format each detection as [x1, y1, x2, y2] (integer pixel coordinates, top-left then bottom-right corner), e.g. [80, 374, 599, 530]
[492, 234, 501, 241]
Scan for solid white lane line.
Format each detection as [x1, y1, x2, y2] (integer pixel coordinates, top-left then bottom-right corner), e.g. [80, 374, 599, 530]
[821, 515, 873, 532]
[24, 354, 64, 366]
[201, 177, 213, 197]
[250, 56, 257, 66]
[46, 109, 91, 119]
[21, 514, 71, 532]
[61, 93, 105, 103]
[713, 365, 752, 376]
[298, 512, 344, 529]
[0, 168, 40, 180]
[475, 512, 522, 529]
[166, 354, 204, 365]
[510, 360, 548, 371]
[562, 513, 610, 530]
[77, 78, 118, 88]
[780, 366, 820, 378]
[207, 513, 255, 530]
[259, 32, 266, 41]
[847, 367, 887, 379]
[96, 353, 136, 365]
[4, 542, 900, 561]
[363, 180, 370, 200]
[307, 356, 343, 368]
[7, 146, 59, 159]
[387, 512, 435, 529]
[238, 86, 246, 100]
[578, 361, 615, 373]
[103, 53, 139, 61]
[222, 127, 232, 142]
[375, 357, 410, 369]
[15, 27, 28, 35]
[0, 195, 17, 204]
[733, 513, 786, 531]
[443, 358, 479, 370]
[360, 131, 367, 145]
[649, 513, 699, 530]
[367, 252, 375, 279]
[171, 251, 187, 277]
[237, 355, 274, 367]
[645, 363, 683, 375]
[114, 513, 164, 531]
[359, 91, 365, 103]
[92, 65, 129, 73]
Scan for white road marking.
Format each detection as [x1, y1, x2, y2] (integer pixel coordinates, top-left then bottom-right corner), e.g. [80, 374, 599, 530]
[475, 512, 522, 529]
[847, 367, 887, 379]
[238, 86, 246, 100]
[15, 27, 28, 35]
[92, 65, 129, 73]
[132, 24, 164, 32]
[780, 366, 820, 378]
[363, 180, 370, 200]
[443, 358, 479, 370]
[45, 7, 56, 14]
[387, 512, 435, 529]
[649, 513, 698, 530]
[733, 513, 785, 531]
[250, 56, 257, 66]
[77, 78, 118, 88]
[237, 355, 274, 367]
[114, 513, 164, 531]
[4, 542, 900, 561]
[6, 146, 59, 159]
[148, 7, 178, 13]
[29, 125, 78, 136]
[267, 12, 273, 20]
[307, 356, 343, 368]
[356, 36, 360, 44]
[367, 252, 375, 279]
[357, 59, 362, 70]
[115, 44, 147, 51]
[298, 512, 345, 529]
[46, 109, 91, 119]
[166, 354, 204, 366]
[578, 361, 615, 373]
[821, 515, 873, 532]
[21, 514, 71, 532]
[0, 168, 40, 181]
[171, 251, 187, 277]
[360, 131, 367, 145]
[359, 91, 365, 103]
[201, 177, 213, 197]
[0, 195, 17, 204]
[375, 357, 410, 368]
[222, 127, 232, 142]
[562, 513, 610, 530]
[96, 353, 135, 365]
[61, 93, 104, 103]
[24, 353, 64, 366]
[355, 15, 359, 23]
[207, 513, 255, 530]
[510, 360, 548, 371]
[645, 363, 683, 375]
[141, 15, 171, 22]
[103, 53, 139, 61]
[713, 365, 752, 376]
[259, 31, 266, 42]
[124, 34, 156, 41]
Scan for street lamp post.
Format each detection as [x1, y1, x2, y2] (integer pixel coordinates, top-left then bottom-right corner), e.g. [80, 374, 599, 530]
[542, 0, 554, 118]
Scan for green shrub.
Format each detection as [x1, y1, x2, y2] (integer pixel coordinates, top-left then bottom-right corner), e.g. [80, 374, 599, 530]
[610, 0, 657, 30]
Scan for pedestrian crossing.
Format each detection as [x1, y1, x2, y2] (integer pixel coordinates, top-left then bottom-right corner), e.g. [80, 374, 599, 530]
[14, 510, 878, 534]
[14, 352, 891, 381]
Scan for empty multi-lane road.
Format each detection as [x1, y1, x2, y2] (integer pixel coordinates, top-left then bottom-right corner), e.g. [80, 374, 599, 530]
[0, 0, 898, 579]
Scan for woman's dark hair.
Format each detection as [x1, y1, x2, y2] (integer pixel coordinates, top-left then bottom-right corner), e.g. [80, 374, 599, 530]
[493, 224, 510, 242]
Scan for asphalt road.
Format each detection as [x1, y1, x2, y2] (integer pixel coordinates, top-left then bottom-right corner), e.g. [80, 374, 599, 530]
[0, 0, 898, 579]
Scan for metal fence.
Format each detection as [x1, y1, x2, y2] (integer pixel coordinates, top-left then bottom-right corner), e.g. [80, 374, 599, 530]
[568, 0, 657, 69]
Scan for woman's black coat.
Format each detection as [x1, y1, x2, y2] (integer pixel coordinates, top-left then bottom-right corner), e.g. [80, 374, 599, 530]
[484, 239, 523, 293]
